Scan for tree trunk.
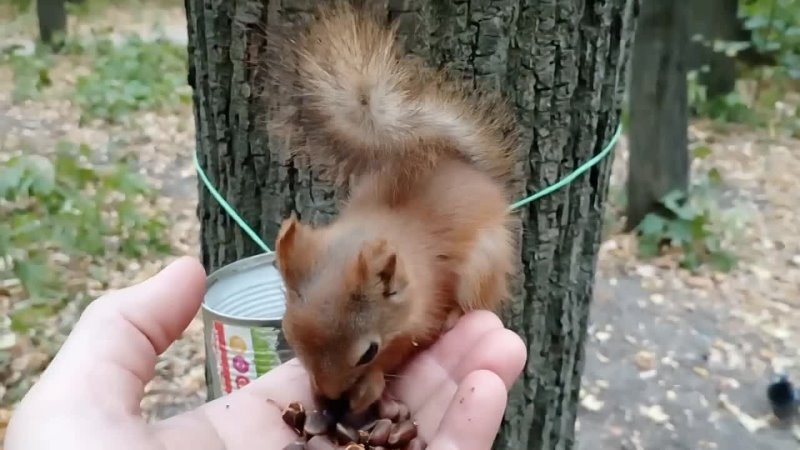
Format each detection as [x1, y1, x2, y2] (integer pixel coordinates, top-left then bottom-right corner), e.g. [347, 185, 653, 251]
[686, 0, 741, 99]
[36, 0, 67, 47]
[626, 0, 689, 231]
[187, 0, 636, 448]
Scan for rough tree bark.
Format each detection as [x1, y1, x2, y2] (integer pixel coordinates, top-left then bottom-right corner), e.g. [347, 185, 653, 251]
[626, 0, 689, 231]
[187, 0, 636, 448]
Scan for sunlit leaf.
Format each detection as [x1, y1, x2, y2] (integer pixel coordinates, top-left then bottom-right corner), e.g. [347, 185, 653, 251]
[666, 220, 693, 245]
[709, 249, 737, 272]
[662, 190, 695, 221]
[707, 167, 723, 186]
[637, 213, 667, 236]
[692, 145, 712, 160]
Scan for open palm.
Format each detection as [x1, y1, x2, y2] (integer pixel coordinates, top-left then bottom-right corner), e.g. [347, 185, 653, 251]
[5, 257, 526, 450]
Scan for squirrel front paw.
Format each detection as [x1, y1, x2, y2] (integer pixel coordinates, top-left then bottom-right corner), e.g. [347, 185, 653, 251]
[349, 369, 385, 414]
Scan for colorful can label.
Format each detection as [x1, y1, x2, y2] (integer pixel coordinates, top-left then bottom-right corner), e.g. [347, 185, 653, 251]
[210, 320, 281, 394]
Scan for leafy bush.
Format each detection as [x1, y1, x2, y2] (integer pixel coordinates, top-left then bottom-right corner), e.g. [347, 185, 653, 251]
[4, 0, 182, 17]
[3, 51, 54, 102]
[687, 69, 760, 125]
[0, 141, 172, 330]
[2, 31, 190, 123]
[685, 0, 800, 126]
[741, 0, 800, 80]
[74, 34, 191, 123]
[634, 146, 741, 273]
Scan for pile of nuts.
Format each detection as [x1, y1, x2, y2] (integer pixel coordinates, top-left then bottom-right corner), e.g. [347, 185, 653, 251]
[281, 398, 426, 450]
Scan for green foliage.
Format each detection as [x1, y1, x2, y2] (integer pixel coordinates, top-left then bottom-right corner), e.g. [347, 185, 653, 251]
[64, 0, 184, 16]
[740, 0, 800, 79]
[686, 0, 800, 126]
[0, 141, 172, 330]
[74, 34, 191, 123]
[66, 0, 132, 17]
[3, 0, 182, 17]
[2, 50, 54, 103]
[634, 146, 739, 273]
[5, 0, 34, 13]
[1, 30, 190, 122]
[687, 69, 759, 124]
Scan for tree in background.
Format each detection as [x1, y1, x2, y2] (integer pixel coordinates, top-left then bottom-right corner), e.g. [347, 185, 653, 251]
[626, 0, 690, 231]
[187, 1, 636, 448]
[623, 0, 800, 273]
[687, 0, 745, 99]
[36, 0, 67, 47]
[32, 0, 85, 48]
[686, 0, 781, 103]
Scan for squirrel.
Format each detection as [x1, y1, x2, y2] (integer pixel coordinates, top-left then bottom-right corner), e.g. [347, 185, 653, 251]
[265, 0, 523, 416]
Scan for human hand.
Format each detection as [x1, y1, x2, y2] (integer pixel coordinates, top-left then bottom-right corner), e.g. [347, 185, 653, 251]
[5, 256, 527, 450]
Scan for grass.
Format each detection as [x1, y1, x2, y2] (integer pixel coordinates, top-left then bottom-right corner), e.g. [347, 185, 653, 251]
[72, 34, 191, 124]
[2, 32, 191, 124]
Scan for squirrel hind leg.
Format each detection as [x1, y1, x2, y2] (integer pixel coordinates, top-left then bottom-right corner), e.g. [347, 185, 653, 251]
[454, 222, 514, 313]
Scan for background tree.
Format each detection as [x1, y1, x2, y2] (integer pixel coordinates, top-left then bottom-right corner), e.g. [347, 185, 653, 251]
[36, 0, 67, 47]
[626, 0, 690, 231]
[187, 1, 637, 449]
[686, 0, 778, 101]
[686, 0, 743, 99]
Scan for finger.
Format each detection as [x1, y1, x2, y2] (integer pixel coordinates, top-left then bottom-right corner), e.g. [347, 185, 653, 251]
[94, 256, 207, 355]
[426, 310, 504, 371]
[388, 310, 504, 410]
[452, 327, 527, 389]
[238, 358, 317, 408]
[401, 327, 525, 429]
[34, 256, 206, 411]
[426, 370, 508, 450]
[153, 359, 313, 450]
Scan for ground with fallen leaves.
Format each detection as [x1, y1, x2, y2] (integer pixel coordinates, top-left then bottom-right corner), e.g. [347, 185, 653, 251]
[1, 3, 799, 449]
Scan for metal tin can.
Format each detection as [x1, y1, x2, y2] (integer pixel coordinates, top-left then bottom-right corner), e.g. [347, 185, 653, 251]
[201, 252, 294, 400]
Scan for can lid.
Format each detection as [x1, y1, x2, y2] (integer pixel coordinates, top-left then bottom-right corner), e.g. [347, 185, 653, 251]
[203, 252, 286, 322]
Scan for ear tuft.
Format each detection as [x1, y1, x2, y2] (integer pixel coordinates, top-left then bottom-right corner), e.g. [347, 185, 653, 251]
[356, 250, 369, 283]
[275, 212, 299, 251]
[356, 239, 407, 299]
[275, 212, 315, 289]
[378, 252, 397, 284]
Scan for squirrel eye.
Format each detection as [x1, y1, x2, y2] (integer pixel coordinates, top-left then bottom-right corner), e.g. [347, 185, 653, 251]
[356, 342, 379, 366]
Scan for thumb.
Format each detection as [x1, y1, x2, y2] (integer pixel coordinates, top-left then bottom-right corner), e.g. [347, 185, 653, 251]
[29, 256, 207, 409]
[81, 255, 208, 355]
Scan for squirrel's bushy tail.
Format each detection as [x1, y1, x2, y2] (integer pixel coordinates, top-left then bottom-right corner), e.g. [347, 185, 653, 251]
[267, 1, 521, 193]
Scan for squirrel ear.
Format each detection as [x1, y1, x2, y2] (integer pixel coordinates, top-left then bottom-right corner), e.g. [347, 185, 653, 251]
[275, 212, 316, 289]
[356, 239, 407, 300]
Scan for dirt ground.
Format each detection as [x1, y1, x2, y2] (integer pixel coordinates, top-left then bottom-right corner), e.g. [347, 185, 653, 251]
[1, 4, 799, 449]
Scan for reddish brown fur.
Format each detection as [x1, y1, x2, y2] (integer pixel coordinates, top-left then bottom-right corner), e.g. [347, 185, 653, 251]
[268, 1, 521, 413]
[266, 1, 522, 196]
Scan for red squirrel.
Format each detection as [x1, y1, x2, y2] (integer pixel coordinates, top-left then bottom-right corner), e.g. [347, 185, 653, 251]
[266, 0, 523, 415]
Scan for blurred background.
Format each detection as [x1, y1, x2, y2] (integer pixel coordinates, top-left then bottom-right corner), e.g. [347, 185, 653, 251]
[0, 0, 799, 448]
